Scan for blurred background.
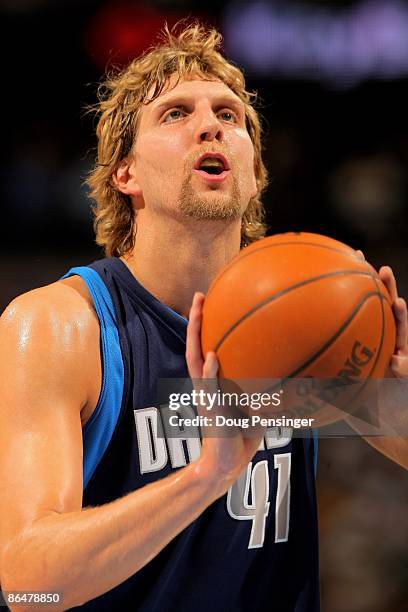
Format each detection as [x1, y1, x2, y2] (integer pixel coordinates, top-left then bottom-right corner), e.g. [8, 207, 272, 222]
[0, 0, 407, 609]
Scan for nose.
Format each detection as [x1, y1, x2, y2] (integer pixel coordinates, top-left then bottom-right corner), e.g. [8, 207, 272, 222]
[194, 108, 224, 144]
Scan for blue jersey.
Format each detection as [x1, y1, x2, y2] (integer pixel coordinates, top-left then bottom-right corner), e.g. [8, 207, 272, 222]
[65, 257, 320, 611]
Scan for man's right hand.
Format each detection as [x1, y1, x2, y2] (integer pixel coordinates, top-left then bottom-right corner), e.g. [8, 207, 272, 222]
[186, 292, 264, 501]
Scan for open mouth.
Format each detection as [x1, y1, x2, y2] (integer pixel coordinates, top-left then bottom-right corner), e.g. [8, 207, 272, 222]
[199, 159, 225, 175]
[194, 154, 229, 176]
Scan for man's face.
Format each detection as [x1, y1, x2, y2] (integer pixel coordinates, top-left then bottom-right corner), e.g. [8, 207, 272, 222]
[128, 74, 258, 221]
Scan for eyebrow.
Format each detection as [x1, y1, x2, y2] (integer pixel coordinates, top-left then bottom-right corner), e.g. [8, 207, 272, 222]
[152, 94, 245, 117]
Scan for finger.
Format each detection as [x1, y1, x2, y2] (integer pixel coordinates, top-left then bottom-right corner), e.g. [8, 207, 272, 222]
[394, 297, 408, 354]
[390, 353, 408, 378]
[186, 292, 206, 379]
[379, 266, 398, 303]
[198, 352, 219, 416]
[203, 351, 219, 379]
[201, 352, 219, 401]
[356, 252, 377, 277]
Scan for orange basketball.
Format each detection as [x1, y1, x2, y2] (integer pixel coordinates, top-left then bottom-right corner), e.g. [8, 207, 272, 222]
[201, 232, 396, 424]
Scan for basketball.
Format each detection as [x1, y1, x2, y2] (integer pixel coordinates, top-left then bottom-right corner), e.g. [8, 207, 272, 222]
[201, 232, 396, 424]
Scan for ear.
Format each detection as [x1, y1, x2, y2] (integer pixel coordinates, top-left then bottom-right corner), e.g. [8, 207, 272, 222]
[112, 158, 142, 198]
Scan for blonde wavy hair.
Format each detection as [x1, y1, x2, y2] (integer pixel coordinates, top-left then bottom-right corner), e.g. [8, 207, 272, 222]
[87, 22, 269, 256]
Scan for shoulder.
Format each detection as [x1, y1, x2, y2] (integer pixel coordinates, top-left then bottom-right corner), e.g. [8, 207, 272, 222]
[1, 276, 99, 338]
[0, 277, 101, 417]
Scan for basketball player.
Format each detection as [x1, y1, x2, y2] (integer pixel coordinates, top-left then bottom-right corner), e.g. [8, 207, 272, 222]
[0, 25, 407, 611]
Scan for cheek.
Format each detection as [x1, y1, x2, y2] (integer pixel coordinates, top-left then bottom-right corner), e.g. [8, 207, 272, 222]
[228, 132, 257, 193]
[134, 132, 186, 183]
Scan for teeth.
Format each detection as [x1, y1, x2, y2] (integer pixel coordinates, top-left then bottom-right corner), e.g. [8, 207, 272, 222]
[199, 157, 224, 169]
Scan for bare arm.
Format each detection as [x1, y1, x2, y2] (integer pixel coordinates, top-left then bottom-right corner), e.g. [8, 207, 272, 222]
[0, 286, 259, 609]
[346, 382, 408, 470]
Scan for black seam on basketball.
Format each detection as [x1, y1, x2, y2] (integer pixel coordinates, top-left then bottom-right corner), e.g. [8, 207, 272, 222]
[285, 292, 386, 378]
[258, 292, 386, 392]
[359, 258, 393, 308]
[368, 274, 385, 378]
[214, 270, 378, 352]
[341, 275, 387, 421]
[206, 240, 363, 302]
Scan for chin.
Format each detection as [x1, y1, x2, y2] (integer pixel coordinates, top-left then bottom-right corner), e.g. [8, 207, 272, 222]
[180, 198, 243, 221]
[179, 182, 243, 221]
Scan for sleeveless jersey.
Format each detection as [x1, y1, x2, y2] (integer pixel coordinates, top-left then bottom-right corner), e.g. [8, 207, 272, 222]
[65, 257, 320, 612]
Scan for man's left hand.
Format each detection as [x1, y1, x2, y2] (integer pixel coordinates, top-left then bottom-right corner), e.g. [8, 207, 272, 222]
[379, 265, 408, 378]
[352, 255, 408, 468]
[356, 251, 408, 378]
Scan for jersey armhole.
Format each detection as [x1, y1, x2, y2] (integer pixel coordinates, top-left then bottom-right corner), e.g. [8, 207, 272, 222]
[62, 267, 125, 489]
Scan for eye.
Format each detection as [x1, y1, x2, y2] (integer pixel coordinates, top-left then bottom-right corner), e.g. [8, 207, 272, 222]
[163, 108, 186, 123]
[218, 110, 237, 123]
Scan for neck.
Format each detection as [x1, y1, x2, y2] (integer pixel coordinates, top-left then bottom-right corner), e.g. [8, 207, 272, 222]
[121, 209, 242, 318]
